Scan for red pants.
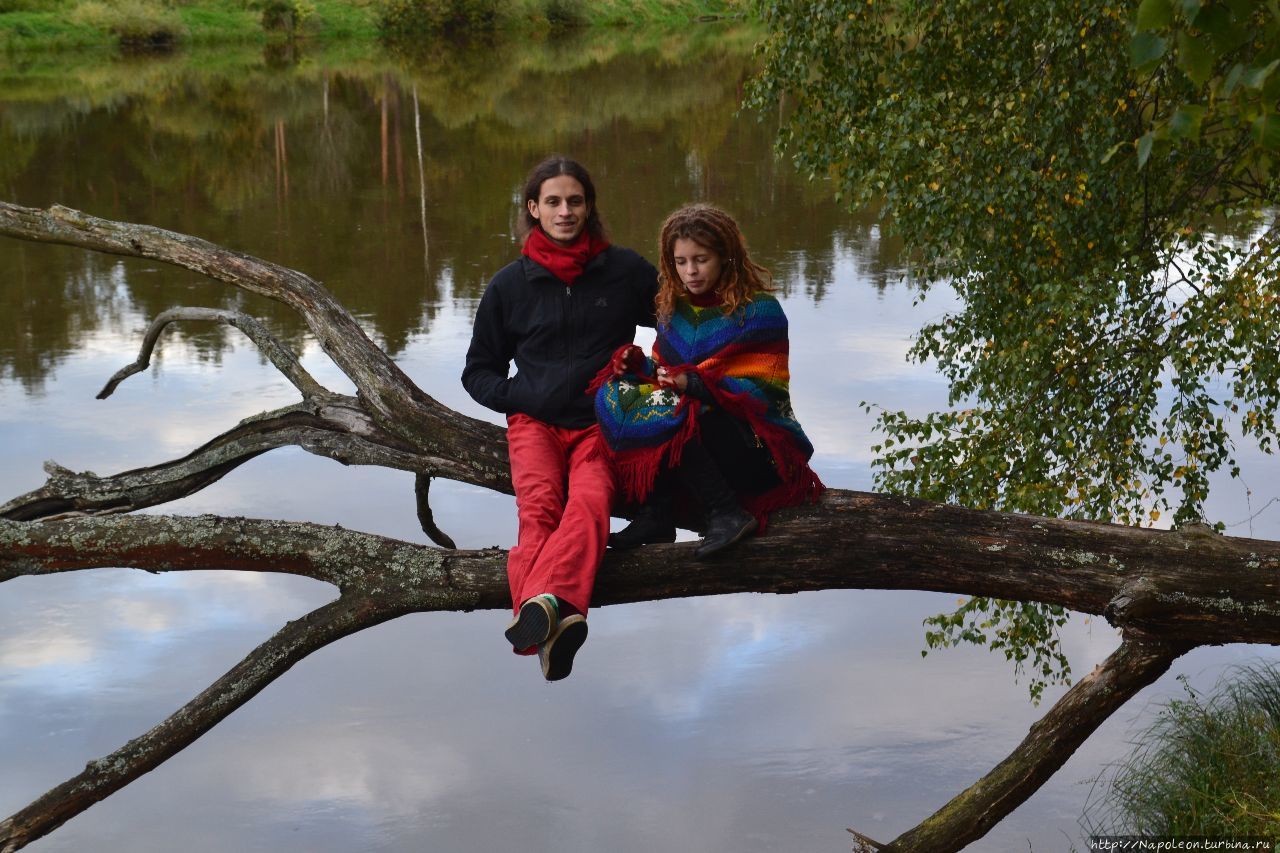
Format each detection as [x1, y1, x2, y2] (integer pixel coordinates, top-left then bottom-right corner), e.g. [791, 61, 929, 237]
[505, 414, 615, 620]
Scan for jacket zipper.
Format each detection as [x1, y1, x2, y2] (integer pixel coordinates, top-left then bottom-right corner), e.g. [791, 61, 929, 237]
[563, 285, 573, 409]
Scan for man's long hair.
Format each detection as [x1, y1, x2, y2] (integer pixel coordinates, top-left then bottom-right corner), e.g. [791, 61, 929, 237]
[655, 203, 773, 324]
[519, 155, 606, 243]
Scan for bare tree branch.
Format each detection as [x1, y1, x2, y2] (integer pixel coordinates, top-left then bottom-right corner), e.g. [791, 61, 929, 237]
[1, 397, 514, 523]
[877, 636, 1185, 852]
[415, 473, 457, 549]
[0, 514, 516, 605]
[5, 495, 1280, 645]
[847, 828, 886, 851]
[97, 307, 330, 401]
[0, 202, 399, 407]
[0, 201, 511, 490]
[0, 590, 454, 853]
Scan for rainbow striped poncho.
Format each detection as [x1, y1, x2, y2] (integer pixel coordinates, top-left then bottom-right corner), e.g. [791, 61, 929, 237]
[593, 291, 823, 526]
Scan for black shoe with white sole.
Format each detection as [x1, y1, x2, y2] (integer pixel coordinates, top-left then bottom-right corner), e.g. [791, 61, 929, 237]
[539, 615, 588, 682]
[504, 594, 557, 652]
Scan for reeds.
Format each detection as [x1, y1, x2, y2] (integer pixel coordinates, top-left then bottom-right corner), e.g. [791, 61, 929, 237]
[1085, 661, 1280, 837]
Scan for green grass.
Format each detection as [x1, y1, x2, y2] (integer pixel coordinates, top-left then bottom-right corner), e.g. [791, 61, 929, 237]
[179, 3, 260, 42]
[0, 6, 101, 50]
[1, 0, 382, 50]
[502, 0, 747, 27]
[582, 0, 744, 25]
[1085, 663, 1280, 838]
[308, 0, 381, 38]
[0, 0, 746, 52]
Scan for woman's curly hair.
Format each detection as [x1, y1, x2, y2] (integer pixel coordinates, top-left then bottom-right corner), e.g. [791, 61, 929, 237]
[655, 203, 773, 324]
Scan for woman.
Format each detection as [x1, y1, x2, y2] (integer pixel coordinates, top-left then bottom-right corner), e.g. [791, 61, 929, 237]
[594, 203, 823, 558]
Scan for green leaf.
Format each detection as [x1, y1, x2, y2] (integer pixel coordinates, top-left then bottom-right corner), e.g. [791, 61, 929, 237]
[1242, 59, 1280, 90]
[1195, 4, 1245, 52]
[1176, 31, 1215, 85]
[1137, 131, 1155, 166]
[1130, 31, 1168, 72]
[753, 0, 1280, 692]
[1136, 0, 1173, 30]
[1254, 114, 1280, 150]
[1168, 104, 1206, 139]
[1222, 62, 1245, 96]
[1101, 141, 1127, 164]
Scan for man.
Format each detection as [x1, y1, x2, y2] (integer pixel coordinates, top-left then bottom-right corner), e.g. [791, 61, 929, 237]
[462, 156, 658, 681]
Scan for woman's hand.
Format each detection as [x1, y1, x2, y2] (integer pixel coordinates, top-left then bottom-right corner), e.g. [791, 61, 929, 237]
[656, 367, 688, 393]
[610, 344, 645, 377]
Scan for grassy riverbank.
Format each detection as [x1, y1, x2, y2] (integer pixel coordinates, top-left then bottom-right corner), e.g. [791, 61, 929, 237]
[0, 0, 748, 52]
[1085, 663, 1280, 837]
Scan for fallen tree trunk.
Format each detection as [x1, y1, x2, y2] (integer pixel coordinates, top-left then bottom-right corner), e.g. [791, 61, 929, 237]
[1, 201, 1277, 853]
[5, 496, 1278, 640]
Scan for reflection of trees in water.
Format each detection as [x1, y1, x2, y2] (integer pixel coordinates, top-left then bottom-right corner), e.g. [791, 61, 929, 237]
[0, 122, 39, 189]
[310, 72, 358, 199]
[0, 247, 139, 392]
[0, 29, 887, 387]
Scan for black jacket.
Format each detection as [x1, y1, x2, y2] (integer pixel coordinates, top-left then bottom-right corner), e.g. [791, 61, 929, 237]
[462, 246, 659, 429]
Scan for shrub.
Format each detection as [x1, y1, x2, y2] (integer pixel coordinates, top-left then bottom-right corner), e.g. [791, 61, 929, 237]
[378, 0, 497, 38]
[542, 0, 585, 28]
[69, 0, 188, 46]
[249, 0, 314, 34]
[1085, 663, 1280, 838]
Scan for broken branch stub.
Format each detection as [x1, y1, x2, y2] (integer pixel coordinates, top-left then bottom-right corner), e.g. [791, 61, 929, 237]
[97, 306, 330, 401]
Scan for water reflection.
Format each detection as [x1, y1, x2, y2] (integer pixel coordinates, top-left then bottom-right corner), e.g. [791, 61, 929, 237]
[0, 28, 901, 393]
[2, 28, 1278, 853]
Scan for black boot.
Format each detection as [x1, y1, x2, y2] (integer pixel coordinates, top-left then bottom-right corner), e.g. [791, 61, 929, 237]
[676, 440, 757, 560]
[610, 473, 676, 550]
[609, 501, 676, 550]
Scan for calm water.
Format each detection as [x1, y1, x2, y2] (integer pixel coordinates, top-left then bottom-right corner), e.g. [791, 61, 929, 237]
[2, 29, 1278, 853]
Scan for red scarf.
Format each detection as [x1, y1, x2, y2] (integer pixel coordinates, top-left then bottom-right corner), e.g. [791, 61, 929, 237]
[688, 290, 723, 308]
[523, 227, 609, 285]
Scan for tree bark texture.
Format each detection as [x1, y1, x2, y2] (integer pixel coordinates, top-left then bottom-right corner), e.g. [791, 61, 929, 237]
[4, 495, 1280, 645]
[2, 201, 1278, 853]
